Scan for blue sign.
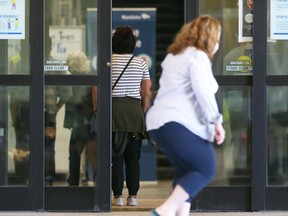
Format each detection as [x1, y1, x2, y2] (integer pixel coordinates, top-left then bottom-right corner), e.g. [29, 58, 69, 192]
[112, 8, 156, 89]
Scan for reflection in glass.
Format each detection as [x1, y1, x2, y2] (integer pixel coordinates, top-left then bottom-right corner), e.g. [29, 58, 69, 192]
[268, 87, 288, 185]
[210, 87, 252, 186]
[44, 1, 97, 76]
[0, 86, 30, 186]
[267, 41, 288, 75]
[44, 83, 72, 186]
[267, 0, 288, 75]
[44, 0, 97, 186]
[44, 85, 96, 187]
[0, 40, 30, 75]
[1, 0, 30, 75]
[200, 0, 253, 76]
[44, 0, 98, 187]
[65, 84, 97, 187]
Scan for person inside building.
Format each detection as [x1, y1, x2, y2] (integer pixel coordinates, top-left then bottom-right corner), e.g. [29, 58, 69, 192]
[111, 26, 152, 206]
[9, 47, 30, 184]
[64, 50, 97, 186]
[44, 36, 72, 185]
[146, 15, 225, 216]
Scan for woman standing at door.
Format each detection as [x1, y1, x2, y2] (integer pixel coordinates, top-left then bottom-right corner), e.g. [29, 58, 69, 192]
[146, 15, 225, 216]
[111, 26, 151, 206]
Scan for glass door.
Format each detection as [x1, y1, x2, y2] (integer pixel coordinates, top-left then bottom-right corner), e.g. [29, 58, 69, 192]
[186, 0, 253, 211]
[0, 0, 44, 210]
[43, 0, 112, 211]
[186, 0, 288, 211]
[266, 0, 288, 210]
[0, 0, 111, 211]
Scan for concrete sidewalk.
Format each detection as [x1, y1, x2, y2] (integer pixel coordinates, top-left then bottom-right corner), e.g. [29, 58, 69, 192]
[0, 212, 288, 216]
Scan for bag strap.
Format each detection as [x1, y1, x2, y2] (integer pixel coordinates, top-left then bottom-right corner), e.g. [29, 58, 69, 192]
[112, 55, 134, 90]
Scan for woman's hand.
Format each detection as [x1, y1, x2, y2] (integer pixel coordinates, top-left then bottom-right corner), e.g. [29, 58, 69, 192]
[215, 123, 225, 145]
[141, 79, 152, 112]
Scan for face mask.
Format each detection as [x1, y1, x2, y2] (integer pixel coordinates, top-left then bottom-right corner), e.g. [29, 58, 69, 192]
[212, 42, 219, 54]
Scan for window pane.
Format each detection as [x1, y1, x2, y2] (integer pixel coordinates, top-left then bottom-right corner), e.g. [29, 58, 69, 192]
[44, 0, 98, 189]
[200, 0, 253, 76]
[267, 41, 288, 75]
[44, 85, 96, 187]
[267, 0, 288, 75]
[0, 86, 30, 186]
[0, 0, 30, 75]
[44, 1, 97, 76]
[268, 87, 288, 186]
[210, 87, 252, 186]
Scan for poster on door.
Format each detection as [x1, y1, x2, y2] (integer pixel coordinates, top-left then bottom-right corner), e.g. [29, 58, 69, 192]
[270, 0, 288, 40]
[0, 0, 25, 39]
[49, 26, 86, 61]
[238, 0, 253, 42]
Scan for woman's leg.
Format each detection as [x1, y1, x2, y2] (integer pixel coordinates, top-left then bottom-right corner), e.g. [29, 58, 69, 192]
[67, 128, 83, 186]
[112, 154, 125, 196]
[124, 137, 142, 196]
[176, 201, 191, 216]
[149, 122, 216, 216]
[67, 127, 86, 186]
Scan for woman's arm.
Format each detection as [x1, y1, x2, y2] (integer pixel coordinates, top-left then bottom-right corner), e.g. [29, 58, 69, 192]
[92, 86, 97, 112]
[141, 79, 152, 112]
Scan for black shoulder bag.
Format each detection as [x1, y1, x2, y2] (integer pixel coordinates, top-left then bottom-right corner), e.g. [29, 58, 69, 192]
[112, 55, 135, 157]
[112, 55, 134, 90]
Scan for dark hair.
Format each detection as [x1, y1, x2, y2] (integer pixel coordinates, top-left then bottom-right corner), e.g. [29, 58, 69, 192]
[112, 26, 136, 54]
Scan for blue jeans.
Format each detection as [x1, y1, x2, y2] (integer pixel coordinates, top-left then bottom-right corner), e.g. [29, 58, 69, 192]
[148, 122, 216, 202]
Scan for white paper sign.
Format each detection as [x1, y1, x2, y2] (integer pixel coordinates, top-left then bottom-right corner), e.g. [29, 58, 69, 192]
[49, 26, 86, 60]
[270, 0, 288, 40]
[0, 0, 25, 39]
[238, 0, 253, 42]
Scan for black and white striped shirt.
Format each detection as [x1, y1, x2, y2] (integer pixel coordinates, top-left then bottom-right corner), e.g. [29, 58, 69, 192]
[112, 54, 150, 99]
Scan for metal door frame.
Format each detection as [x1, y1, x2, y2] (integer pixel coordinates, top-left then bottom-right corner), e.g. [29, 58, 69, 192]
[0, 0, 112, 211]
[185, 0, 288, 211]
[44, 0, 112, 211]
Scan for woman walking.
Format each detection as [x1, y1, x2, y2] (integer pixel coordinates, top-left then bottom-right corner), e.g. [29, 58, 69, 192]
[146, 15, 225, 216]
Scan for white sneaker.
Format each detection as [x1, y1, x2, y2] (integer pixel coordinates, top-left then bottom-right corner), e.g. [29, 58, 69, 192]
[127, 196, 138, 206]
[112, 196, 124, 206]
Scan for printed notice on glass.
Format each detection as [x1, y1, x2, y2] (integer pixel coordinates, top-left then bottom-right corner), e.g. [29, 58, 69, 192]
[270, 0, 288, 40]
[238, 0, 253, 42]
[0, 0, 25, 39]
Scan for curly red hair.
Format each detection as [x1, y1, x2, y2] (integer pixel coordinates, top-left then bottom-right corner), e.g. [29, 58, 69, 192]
[168, 15, 221, 59]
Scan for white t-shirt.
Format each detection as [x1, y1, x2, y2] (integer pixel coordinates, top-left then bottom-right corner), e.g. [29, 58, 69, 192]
[146, 47, 222, 142]
[112, 54, 150, 99]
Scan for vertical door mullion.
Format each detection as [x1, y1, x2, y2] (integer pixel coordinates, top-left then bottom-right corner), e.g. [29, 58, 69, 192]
[0, 41, 8, 185]
[30, 0, 44, 209]
[251, 0, 267, 211]
[94, 0, 112, 211]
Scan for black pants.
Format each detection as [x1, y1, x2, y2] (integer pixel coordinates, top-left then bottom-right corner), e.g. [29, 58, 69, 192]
[13, 103, 29, 183]
[112, 137, 142, 196]
[14, 103, 29, 151]
[45, 134, 56, 185]
[44, 114, 57, 185]
[67, 125, 96, 186]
